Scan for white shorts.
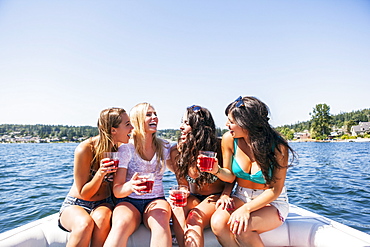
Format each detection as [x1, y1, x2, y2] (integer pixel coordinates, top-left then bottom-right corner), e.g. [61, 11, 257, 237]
[232, 185, 289, 222]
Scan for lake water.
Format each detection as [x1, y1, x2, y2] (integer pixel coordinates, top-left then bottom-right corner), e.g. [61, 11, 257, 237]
[0, 142, 369, 234]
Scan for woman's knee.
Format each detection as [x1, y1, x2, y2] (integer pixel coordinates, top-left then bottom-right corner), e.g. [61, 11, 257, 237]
[73, 214, 95, 233]
[210, 210, 229, 234]
[112, 205, 141, 231]
[146, 200, 171, 227]
[186, 209, 204, 228]
[92, 207, 112, 226]
[234, 230, 261, 244]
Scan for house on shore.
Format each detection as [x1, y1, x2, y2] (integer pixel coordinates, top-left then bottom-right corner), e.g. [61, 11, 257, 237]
[294, 130, 311, 140]
[351, 122, 370, 136]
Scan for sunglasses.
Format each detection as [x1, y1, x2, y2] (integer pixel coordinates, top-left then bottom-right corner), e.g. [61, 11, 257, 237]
[234, 96, 245, 107]
[188, 105, 202, 113]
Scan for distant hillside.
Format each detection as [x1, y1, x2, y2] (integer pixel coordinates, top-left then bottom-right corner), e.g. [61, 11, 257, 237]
[275, 108, 369, 132]
[1, 108, 369, 142]
[0, 124, 98, 142]
[0, 124, 227, 143]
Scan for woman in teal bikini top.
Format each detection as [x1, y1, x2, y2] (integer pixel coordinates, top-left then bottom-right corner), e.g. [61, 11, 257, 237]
[204, 96, 296, 247]
[231, 138, 273, 184]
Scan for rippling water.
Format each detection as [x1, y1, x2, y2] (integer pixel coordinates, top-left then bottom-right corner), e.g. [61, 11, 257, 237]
[0, 142, 369, 234]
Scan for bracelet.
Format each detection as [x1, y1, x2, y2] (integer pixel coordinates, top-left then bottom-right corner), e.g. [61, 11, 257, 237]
[214, 166, 221, 175]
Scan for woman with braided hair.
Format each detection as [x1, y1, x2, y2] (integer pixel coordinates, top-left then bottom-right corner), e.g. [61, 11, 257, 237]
[168, 105, 234, 247]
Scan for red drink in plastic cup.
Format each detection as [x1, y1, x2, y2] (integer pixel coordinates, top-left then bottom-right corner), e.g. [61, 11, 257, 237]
[170, 185, 188, 207]
[138, 173, 155, 193]
[137, 180, 154, 193]
[173, 191, 187, 207]
[112, 159, 119, 168]
[103, 152, 119, 168]
[198, 151, 217, 172]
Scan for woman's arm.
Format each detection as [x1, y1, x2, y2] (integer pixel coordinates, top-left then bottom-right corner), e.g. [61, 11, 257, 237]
[112, 168, 144, 198]
[166, 144, 179, 173]
[208, 131, 236, 183]
[216, 181, 236, 210]
[241, 144, 287, 211]
[73, 141, 106, 199]
[228, 144, 288, 232]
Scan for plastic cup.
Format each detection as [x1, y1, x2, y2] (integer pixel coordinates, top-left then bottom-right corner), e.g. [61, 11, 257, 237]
[170, 185, 188, 207]
[137, 172, 155, 193]
[103, 152, 119, 168]
[198, 151, 217, 172]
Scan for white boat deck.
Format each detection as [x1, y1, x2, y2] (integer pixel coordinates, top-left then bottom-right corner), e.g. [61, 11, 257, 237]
[1, 204, 370, 247]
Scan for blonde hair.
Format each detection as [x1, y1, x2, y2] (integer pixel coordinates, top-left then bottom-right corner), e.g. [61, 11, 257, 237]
[130, 102, 166, 172]
[92, 107, 126, 170]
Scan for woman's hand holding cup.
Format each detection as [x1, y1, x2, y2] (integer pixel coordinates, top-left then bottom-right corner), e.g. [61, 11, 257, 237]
[197, 151, 218, 173]
[169, 185, 189, 207]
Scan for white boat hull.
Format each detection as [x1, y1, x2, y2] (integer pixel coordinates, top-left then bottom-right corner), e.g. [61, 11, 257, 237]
[1, 204, 370, 247]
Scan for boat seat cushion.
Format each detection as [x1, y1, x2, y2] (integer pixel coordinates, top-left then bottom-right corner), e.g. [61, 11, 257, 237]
[2, 205, 370, 247]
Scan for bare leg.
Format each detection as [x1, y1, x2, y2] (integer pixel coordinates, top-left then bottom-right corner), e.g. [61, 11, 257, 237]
[59, 205, 94, 247]
[103, 202, 141, 247]
[171, 206, 188, 247]
[90, 204, 113, 247]
[144, 199, 172, 247]
[172, 195, 200, 247]
[184, 194, 219, 247]
[235, 206, 282, 247]
[211, 205, 238, 247]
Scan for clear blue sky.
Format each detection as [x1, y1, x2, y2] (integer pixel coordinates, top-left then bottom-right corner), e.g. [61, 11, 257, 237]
[1, 0, 369, 130]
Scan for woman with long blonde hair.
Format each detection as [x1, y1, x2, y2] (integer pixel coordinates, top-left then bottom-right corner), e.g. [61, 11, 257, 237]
[104, 103, 173, 247]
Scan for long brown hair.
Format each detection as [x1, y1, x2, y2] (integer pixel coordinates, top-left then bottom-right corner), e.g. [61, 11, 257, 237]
[91, 107, 126, 170]
[176, 105, 220, 187]
[225, 96, 296, 184]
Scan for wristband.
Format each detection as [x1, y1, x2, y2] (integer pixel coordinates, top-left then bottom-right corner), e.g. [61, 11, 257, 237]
[214, 165, 221, 175]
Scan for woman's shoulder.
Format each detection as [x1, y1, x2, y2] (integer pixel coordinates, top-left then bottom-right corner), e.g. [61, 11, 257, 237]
[159, 138, 171, 146]
[221, 131, 234, 143]
[158, 138, 173, 152]
[75, 136, 96, 155]
[170, 142, 178, 152]
[118, 142, 134, 149]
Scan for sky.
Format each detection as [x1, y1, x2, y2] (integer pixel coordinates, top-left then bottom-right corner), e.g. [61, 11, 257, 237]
[0, 0, 369, 130]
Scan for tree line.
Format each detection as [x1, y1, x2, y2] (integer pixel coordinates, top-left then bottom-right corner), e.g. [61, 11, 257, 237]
[1, 107, 369, 142]
[1, 124, 228, 143]
[275, 106, 370, 140]
[0, 124, 98, 142]
[157, 128, 227, 142]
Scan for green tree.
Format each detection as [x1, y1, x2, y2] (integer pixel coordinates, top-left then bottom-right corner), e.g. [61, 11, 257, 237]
[344, 120, 357, 134]
[310, 103, 332, 140]
[277, 127, 294, 140]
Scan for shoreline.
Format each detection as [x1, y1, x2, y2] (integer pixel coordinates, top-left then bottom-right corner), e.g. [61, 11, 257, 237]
[289, 138, 370, 143]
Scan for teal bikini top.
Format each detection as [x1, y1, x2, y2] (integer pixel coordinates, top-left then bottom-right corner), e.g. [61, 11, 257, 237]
[231, 138, 272, 184]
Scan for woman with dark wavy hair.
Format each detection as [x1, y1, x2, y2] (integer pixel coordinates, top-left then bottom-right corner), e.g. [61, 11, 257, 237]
[207, 96, 296, 247]
[168, 105, 234, 247]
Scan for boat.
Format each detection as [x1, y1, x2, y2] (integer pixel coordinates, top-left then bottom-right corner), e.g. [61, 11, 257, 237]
[1, 204, 370, 247]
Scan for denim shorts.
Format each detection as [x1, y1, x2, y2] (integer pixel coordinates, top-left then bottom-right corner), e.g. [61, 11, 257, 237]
[232, 185, 289, 222]
[59, 195, 114, 215]
[116, 197, 166, 215]
[58, 195, 114, 232]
